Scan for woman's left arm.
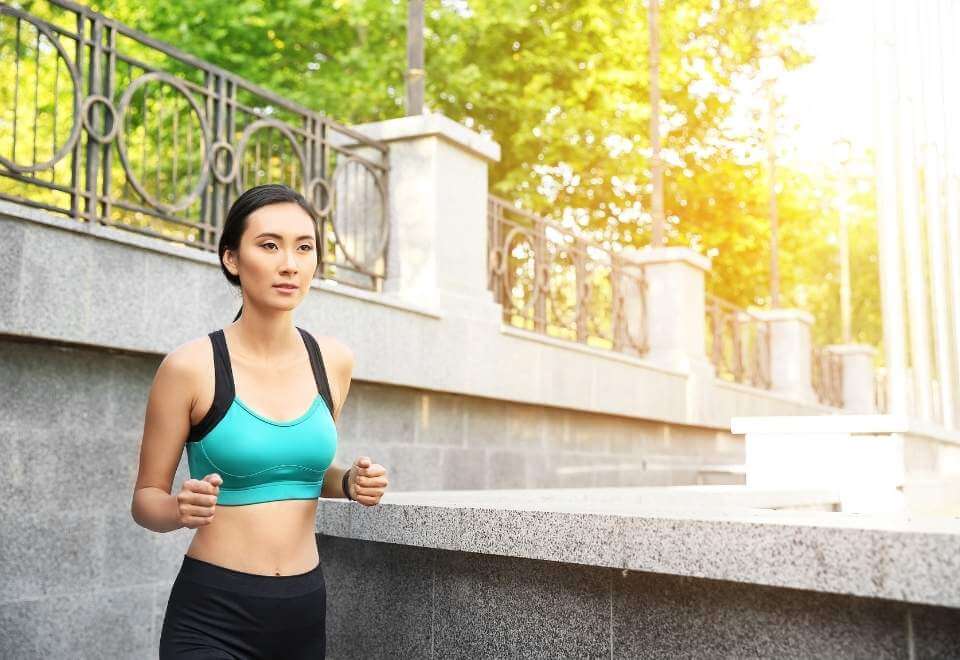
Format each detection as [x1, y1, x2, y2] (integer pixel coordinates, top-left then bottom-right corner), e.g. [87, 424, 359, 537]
[319, 339, 390, 505]
[320, 336, 354, 500]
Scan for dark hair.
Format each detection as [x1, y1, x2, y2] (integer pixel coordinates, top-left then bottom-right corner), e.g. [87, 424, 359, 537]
[218, 184, 321, 321]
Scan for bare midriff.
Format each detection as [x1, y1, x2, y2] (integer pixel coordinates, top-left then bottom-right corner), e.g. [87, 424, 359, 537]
[185, 498, 321, 576]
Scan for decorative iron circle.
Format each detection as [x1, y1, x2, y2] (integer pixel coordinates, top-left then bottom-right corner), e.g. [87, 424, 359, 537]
[500, 226, 540, 316]
[0, 5, 82, 174]
[329, 156, 388, 270]
[80, 95, 119, 144]
[233, 118, 307, 193]
[116, 71, 211, 214]
[305, 176, 333, 217]
[210, 140, 237, 184]
[488, 246, 506, 275]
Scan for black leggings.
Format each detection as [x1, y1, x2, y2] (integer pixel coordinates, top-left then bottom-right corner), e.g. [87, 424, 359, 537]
[159, 545, 326, 659]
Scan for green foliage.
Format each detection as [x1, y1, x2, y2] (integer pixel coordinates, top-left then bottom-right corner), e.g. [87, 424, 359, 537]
[90, 0, 409, 121]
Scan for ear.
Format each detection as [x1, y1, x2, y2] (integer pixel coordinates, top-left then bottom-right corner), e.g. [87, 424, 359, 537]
[222, 248, 239, 277]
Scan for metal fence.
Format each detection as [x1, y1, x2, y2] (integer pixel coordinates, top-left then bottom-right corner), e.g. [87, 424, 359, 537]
[704, 294, 772, 389]
[485, 195, 850, 405]
[0, 0, 389, 290]
[811, 345, 844, 408]
[487, 194, 649, 355]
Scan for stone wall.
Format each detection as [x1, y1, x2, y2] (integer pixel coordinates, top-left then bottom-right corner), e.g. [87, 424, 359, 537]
[319, 535, 960, 659]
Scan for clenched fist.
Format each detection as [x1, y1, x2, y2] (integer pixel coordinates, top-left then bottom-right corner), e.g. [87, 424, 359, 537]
[177, 473, 222, 528]
[346, 457, 388, 506]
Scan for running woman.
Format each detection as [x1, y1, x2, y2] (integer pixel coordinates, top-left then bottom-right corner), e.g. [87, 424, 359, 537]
[131, 183, 389, 659]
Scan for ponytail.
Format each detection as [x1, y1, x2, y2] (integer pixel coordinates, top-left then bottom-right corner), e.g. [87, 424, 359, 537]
[233, 304, 243, 322]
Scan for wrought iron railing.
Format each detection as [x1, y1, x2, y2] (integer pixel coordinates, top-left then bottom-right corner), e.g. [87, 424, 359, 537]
[487, 194, 649, 355]
[704, 294, 772, 389]
[0, 0, 389, 290]
[811, 345, 844, 408]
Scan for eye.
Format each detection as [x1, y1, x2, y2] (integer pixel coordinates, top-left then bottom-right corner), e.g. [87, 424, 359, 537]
[259, 242, 313, 252]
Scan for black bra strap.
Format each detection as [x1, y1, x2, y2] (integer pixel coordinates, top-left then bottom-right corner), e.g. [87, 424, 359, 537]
[210, 328, 237, 400]
[186, 329, 236, 443]
[297, 327, 336, 419]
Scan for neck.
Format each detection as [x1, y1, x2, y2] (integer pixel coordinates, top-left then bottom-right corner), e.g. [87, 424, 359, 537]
[227, 306, 299, 362]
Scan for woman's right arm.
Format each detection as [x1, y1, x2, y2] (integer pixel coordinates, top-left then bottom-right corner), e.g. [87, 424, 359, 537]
[131, 347, 208, 533]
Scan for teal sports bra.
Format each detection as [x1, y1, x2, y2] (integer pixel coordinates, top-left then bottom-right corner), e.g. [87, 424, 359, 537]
[185, 327, 338, 506]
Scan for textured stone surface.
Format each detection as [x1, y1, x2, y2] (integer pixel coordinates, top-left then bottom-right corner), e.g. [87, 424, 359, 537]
[379, 485, 840, 511]
[0, 509, 107, 602]
[316, 536, 960, 659]
[0, 584, 154, 659]
[911, 604, 960, 658]
[317, 490, 960, 609]
[432, 550, 611, 659]
[319, 535, 433, 658]
[0, 217, 25, 326]
[612, 570, 909, 659]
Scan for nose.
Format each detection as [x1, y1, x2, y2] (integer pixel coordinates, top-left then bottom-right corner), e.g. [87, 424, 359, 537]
[281, 247, 298, 273]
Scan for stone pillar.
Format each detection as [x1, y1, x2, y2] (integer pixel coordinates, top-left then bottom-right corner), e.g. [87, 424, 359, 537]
[623, 246, 712, 372]
[623, 247, 716, 421]
[348, 113, 502, 319]
[827, 343, 878, 413]
[751, 309, 817, 403]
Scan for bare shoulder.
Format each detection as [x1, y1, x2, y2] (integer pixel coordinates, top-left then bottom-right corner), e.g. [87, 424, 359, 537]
[155, 334, 213, 393]
[164, 333, 213, 369]
[311, 333, 355, 376]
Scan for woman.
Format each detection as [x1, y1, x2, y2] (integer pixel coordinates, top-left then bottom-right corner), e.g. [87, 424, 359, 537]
[131, 183, 389, 659]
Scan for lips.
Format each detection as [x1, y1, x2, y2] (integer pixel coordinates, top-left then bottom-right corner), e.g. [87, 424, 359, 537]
[273, 284, 298, 290]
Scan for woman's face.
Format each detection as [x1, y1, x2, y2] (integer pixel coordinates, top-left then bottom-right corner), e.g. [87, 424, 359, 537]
[223, 202, 319, 313]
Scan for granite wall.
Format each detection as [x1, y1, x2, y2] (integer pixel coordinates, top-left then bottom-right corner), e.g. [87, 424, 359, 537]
[319, 535, 960, 659]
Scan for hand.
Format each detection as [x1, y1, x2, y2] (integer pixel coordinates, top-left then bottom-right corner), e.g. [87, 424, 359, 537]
[177, 473, 221, 529]
[349, 457, 388, 507]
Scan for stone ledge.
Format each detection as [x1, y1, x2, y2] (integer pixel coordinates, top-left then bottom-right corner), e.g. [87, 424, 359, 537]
[825, 342, 879, 356]
[750, 307, 816, 325]
[732, 413, 960, 445]
[0, 200, 443, 322]
[350, 113, 502, 163]
[316, 486, 960, 608]
[622, 245, 712, 271]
